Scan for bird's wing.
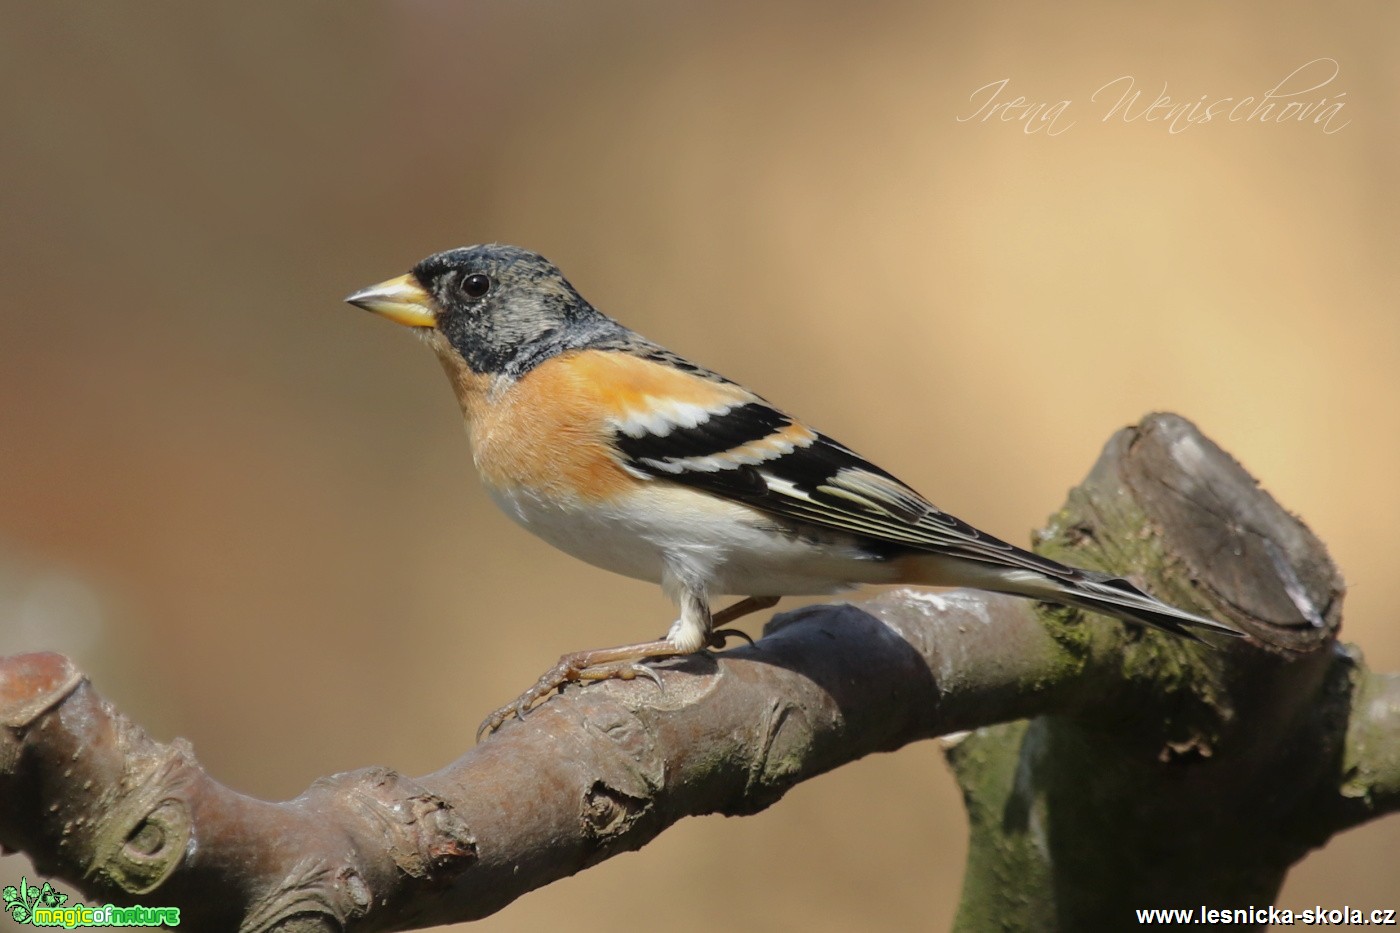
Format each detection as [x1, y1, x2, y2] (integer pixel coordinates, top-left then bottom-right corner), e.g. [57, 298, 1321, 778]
[601, 347, 1244, 641]
[605, 358, 1074, 580]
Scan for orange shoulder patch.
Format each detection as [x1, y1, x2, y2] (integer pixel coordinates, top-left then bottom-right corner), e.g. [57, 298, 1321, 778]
[465, 349, 747, 503]
[559, 349, 751, 417]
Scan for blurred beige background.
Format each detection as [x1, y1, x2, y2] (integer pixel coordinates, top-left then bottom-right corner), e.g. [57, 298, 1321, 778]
[1, 2, 1396, 928]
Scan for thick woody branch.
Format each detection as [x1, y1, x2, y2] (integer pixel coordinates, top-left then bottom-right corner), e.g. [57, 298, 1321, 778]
[1321, 666, 1400, 833]
[1, 589, 1093, 932]
[0, 413, 1394, 933]
[946, 413, 1364, 930]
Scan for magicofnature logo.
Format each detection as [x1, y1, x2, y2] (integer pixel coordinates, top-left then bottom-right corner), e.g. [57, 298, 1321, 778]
[3, 876, 179, 928]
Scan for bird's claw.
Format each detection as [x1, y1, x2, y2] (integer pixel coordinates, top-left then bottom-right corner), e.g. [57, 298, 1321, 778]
[475, 690, 547, 742]
[605, 661, 665, 688]
[476, 656, 666, 741]
[707, 627, 755, 649]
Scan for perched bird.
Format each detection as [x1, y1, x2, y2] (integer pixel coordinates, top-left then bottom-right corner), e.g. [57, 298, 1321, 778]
[346, 244, 1241, 736]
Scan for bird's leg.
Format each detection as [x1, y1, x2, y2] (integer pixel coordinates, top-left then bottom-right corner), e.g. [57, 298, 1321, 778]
[476, 594, 786, 739]
[477, 589, 717, 740]
[475, 637, 691, 739]
[707, 595, 780, 648]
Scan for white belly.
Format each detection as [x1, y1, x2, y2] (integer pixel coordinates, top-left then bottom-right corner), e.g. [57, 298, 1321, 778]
[485, 481, 896, 597]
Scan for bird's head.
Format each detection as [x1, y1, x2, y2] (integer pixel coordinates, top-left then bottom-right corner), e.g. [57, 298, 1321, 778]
[346, 244, 620, 379]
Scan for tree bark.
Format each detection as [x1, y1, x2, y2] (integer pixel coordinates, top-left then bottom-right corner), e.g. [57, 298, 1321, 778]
[945, 416, 1366, 929]
[0, 413, 1393, 932]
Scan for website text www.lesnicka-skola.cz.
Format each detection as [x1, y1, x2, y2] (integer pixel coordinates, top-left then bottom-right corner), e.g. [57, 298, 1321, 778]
[1136, 906, 1397, 926]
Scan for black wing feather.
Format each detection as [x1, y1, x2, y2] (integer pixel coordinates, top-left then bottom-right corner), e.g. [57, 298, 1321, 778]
[614, 401, 1074, 580]
[602, 350, 1241, 640]
[616, 403, 791, 463]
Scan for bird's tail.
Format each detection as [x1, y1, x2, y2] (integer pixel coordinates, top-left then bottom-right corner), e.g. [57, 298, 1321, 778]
[1036, 571, 1242, 642]
[904, 554, 1244, 642]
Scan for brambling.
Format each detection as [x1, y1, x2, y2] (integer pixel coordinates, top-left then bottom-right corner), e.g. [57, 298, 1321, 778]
[346, 244, 1242, 737]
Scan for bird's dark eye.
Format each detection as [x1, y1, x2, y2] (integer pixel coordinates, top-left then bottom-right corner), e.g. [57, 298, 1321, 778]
[461, 273, 492, 299]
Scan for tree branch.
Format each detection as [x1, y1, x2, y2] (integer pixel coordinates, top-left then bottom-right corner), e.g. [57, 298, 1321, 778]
[945, 413, 1364, 929]
[0, 413, 1394, 932]
[0, 592, 1079, 931]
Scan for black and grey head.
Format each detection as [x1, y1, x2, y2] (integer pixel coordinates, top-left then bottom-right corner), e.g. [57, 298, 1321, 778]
[346, 244, 629, 378]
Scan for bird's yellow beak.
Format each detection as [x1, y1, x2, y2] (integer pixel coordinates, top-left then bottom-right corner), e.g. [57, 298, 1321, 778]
[344, 274, 438, 328]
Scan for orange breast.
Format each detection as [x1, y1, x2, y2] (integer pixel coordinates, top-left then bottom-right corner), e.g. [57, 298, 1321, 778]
[448, 350, 750, 504]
